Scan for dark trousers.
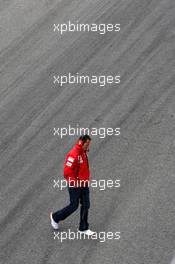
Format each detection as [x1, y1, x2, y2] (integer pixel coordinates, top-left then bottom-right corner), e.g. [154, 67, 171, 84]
[52, 186, 90, 231]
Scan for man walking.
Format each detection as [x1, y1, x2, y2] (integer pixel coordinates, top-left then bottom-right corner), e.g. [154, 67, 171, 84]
[50, 134, 95, 235]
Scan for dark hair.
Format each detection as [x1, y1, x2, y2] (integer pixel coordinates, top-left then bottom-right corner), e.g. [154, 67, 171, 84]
[79, 134, 91, 144]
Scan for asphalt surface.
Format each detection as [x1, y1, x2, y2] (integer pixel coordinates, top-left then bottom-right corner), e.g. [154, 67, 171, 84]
[0, 0, 175, 263]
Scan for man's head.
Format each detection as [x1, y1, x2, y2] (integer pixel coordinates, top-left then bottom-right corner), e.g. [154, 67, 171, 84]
[78, 134, 91, 151]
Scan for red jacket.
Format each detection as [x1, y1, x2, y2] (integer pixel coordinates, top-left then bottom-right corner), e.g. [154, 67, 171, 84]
[64, 140, 90, 187]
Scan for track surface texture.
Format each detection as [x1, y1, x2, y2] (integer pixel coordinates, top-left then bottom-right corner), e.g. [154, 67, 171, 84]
[0, 0, 175, 264]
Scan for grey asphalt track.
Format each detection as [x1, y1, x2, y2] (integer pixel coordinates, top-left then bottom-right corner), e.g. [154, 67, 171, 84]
[0, 0, 175, 263]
